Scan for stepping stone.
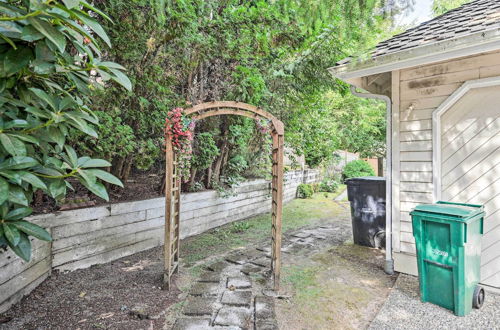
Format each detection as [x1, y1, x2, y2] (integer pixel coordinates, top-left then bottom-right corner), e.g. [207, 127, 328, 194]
[214, 307, 251, 329]
[242, 248, 264, 260]
[255, 320, 279, 330]
[198, 272, 221, 283]
[183, 297, 215, 316]
[292, 232, 311, 238]
[241, 263, 262, 275]
[251, 257, 270, 268]
[227, 276, 252, 289]
[221, 291, 252, 307]
[172, 318, 211, 330]
[189, 282, 219, 297]
[255, 296, 276, 320]
[206, 260, 230, 272]
[225, 253, 248, 265]
[256, 246, 271, 253]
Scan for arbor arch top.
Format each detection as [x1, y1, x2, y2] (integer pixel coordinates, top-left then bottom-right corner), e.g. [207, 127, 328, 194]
[163, 101, 284, 291]
[185, 101, 284, 135]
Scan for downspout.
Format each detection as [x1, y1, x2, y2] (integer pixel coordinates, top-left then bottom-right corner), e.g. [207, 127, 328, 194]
[350, 85, 394, 275]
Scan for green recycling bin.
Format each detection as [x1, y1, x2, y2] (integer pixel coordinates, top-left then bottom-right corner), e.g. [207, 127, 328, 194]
[411, 201, 485, 316]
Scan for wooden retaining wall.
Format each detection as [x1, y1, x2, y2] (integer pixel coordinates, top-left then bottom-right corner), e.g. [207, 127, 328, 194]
[0, 169, 320, 313]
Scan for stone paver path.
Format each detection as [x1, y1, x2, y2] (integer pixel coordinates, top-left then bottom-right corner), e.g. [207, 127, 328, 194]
[171, 222, 347, 330]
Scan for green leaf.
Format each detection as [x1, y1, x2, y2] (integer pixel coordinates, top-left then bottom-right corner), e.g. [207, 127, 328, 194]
[80, 179, 109, 201]
[0, 134, 26, 156]
[27, 17, 66, 53]
[64, 112, 98, 137]
[71, 10, 111, 47]
[80, 158, 111, 168]
[3, 223, 20, 246]
[7, 232, 31, 262]
[88, 169, 123, 187]
[48, 180, 66, 199]
[8, 186, 29, 206]
[29, 88, 57, 110]
[80, 1, 112, 22]
[7, 133, 39, 145]
[20, 172, 47, 190]
[77, 168, 96, 185]
[0, 177, 8, 204]
[62, 0, 80, 9]
[108, 68, 132, 91]
[64, 145, 78, 168]
[6, 207, 33, 221]
[21, 25, 44, 42]
[47, 127, 65, 148]
[11, 221, 51, 241]
[3, 46, 33, 77]
[97, 61, 126, 70]
[0, 157, 38, 170]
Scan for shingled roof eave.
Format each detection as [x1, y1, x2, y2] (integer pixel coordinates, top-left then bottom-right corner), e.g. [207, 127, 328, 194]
[329, 27, 500, 82]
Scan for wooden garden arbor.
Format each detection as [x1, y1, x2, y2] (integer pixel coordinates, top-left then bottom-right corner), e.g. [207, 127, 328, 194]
[163, 101, 285, 291]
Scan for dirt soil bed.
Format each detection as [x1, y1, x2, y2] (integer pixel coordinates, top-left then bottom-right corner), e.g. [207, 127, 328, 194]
[0, 248, 180, 330]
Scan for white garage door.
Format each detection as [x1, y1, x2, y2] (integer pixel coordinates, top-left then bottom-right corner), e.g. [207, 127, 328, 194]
[441, 85, 500, 289]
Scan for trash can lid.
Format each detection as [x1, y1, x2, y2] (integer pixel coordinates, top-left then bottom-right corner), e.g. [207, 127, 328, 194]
[345, 176, 386, 183]
[411, 201, 484, 219]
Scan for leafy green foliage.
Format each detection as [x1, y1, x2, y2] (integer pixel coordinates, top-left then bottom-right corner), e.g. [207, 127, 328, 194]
[91, 0, 408, 188]
[342, 160, 375, 180]
[432, 0, 470, 16]
[297, 183, 314, 199]
[0, 0, 128, 261]
[319, 178, 340, 193]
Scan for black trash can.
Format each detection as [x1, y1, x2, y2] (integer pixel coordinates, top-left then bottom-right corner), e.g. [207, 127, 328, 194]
[346, 177, 386, 248]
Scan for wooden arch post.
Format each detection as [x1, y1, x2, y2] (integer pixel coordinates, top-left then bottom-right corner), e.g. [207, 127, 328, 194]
[163, 101, 284, 291]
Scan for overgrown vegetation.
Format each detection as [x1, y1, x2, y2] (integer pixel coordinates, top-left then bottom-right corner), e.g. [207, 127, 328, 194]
[80, 0, 411, 191]
[0, 0, 129, 260]
[342, 160, 376, 180]
[432, 0, 470, 16]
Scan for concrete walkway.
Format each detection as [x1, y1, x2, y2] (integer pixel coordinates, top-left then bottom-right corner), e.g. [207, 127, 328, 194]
[369, 274, 500, 330]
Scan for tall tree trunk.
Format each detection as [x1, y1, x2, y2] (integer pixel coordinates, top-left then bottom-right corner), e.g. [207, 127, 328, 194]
[205, 165, 212, 188]
[189, 168, 197, 190]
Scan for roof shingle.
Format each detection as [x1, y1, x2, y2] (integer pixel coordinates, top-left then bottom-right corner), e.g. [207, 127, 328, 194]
[338, 0, 500, 66]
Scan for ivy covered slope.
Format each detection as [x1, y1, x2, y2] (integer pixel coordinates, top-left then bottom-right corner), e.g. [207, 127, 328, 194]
[0, 0, 130, 261]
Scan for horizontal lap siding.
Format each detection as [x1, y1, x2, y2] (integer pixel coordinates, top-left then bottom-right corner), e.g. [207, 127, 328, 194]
[396, 50, 500, 254]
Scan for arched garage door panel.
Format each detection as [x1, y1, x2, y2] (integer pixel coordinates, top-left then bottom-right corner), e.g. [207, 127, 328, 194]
[441, 85, 500, 289]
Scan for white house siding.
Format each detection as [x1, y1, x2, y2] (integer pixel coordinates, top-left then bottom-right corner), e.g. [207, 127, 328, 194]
[441, 85, 500, 288]
[393, 50, 500, 289]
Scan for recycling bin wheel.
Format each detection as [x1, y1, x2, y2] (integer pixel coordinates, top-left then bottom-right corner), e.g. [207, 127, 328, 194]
[473, 286, 485, 309]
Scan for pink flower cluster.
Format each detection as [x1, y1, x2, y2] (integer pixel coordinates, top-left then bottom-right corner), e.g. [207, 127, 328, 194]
[164, 107, 195, 182]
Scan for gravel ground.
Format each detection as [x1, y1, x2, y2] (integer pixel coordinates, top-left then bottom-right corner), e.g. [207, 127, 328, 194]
[369, 274, 500, 330]
[0, 247, 181, 330]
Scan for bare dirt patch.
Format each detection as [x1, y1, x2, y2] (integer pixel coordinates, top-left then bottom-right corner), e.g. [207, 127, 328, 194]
[0, 247, 180, 330]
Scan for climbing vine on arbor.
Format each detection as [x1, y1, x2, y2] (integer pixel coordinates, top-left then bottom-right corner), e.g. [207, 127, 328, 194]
[164, 108, 195, 182]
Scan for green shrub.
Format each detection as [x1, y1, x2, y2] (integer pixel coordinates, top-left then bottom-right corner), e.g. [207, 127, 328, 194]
[319, 179, 339, 193]
[342, 160, 375, 180]
[0, 1, 129, 261]
[311, 183, 320, 193]
[297, 184, 314, 199]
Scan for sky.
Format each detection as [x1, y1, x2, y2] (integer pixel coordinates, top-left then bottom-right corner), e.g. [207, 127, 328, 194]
[399, 0, 433, 25]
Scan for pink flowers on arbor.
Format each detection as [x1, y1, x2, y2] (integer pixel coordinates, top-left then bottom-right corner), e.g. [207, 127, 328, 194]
[164, 107, 195, 182]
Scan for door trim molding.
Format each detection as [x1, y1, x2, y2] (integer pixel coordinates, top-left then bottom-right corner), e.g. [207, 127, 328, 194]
[432, 76, 500, 201]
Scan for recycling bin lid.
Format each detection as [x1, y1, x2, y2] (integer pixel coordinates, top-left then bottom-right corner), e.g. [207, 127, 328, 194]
[411, 201, 484, 219]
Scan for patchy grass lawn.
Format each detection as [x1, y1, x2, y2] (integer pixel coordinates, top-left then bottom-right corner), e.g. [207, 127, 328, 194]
[181, 192, 345, 266]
